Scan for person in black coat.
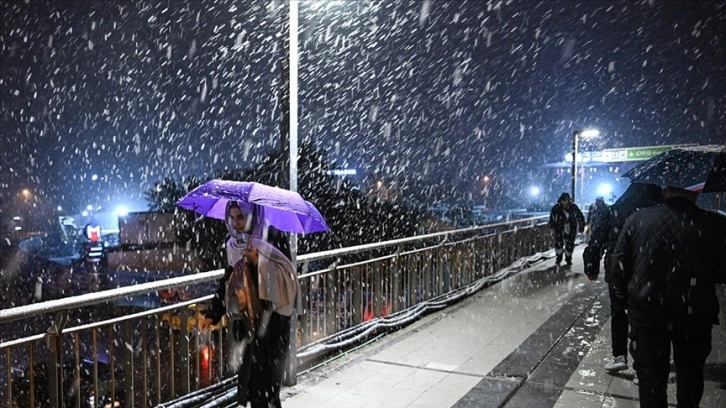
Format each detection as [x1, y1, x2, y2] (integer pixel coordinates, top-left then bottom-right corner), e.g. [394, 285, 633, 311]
[610, 186, 726, 408]
[586, 197, 608, 234]
[548, 192, 585, 266]
[582, 183, 662, 374]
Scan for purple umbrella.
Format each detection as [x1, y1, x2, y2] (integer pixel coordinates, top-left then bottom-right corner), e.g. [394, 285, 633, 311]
[176, 179, 330, 234]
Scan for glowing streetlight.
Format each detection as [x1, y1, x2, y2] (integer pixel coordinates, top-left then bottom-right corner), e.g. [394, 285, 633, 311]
[480, 175, 492, 208]
[571, 128, 600, 204]
[21, 189, 31, 200]
[597, 183, 613, 198]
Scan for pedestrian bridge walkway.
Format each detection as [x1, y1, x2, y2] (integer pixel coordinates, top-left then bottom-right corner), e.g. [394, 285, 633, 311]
[3, 225, 725, 408]
[280, 245, 726, 408]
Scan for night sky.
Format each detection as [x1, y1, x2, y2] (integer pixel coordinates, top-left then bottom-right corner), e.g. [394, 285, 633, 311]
[1, 0, 724, 215]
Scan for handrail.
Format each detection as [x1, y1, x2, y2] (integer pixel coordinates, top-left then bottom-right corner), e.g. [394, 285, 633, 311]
[297, 215, 547, 263]
[0, 214, 551, 407]
[0, 270, 223, 324]
[0, 215, 547, 325]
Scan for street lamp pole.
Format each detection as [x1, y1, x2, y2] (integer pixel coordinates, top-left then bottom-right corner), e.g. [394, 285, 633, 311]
[570, 129, 599, 206]
[571, 131, 579, 204]
[281, 0, 299, 387]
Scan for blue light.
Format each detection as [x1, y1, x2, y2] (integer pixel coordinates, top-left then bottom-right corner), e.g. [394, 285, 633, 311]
[597, 183, 613, 196]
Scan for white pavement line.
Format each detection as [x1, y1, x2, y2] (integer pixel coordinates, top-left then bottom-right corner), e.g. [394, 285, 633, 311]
[366, 358, 486, 378]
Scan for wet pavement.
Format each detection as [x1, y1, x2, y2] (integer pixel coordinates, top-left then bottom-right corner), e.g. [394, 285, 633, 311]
[280, 246, 726, 408]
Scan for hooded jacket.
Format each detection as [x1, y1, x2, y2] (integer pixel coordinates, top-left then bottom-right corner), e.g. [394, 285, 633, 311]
[609, 197, 726, 327]
[549, 193, 585, 236]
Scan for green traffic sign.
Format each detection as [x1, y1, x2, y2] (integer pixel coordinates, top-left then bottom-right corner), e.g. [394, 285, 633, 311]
[625, 146, 673, 161]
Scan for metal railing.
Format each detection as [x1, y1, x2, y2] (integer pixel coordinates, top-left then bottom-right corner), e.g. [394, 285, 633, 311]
[0, 215, 550, 408]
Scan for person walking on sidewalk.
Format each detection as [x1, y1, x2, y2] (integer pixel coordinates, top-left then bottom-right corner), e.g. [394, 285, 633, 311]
[200, 201, 299, 408]
[548, 192, 585, 266]
[610, 186, 726, 408]
[582, 183, 662, 376]
[585, 196, 608, 238]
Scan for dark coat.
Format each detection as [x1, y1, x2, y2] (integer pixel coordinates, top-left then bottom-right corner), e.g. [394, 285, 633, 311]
[549, 202, 585, 237]
[609, 197, 726, 327]
[586, 199, 608, 227]
[583, 184, 662, 280]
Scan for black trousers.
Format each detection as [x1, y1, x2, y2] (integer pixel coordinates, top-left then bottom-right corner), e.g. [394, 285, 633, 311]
[628, 319, 712, 408]
[235, 312, 291, 408]
[553, 230, 576, 261]
[608, 283, 629, 358]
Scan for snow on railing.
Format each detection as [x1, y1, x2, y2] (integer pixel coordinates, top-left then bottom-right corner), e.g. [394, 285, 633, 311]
[0, 215, 549, 407]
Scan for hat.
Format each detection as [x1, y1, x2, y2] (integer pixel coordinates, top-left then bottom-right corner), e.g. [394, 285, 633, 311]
[558, 192, 571, 202]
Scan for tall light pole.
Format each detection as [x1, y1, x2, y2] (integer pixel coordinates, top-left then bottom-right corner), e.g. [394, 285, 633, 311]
[279, 0, 299, 387]
[571, 129, 599, 205]
[482, 175, 490, 209]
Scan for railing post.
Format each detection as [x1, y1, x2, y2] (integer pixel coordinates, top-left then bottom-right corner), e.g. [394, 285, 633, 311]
[193, 324, 200, 390]
[121, 320, 135, 408]
[325, 267, 337, 337]
[352, 265, 362, 326]
[141, 322, 148, 408]
[441, 246, 451, 294]
[392, 246, 402, 312]
[46, 311, 68, 408]
[283, 307, 298, 386]
[407, 256, 416, 308]
[298, 262, 310, 346]
[216, 318, 225, 382]
[373, 262, 383, 318]
[180, 313, 191, 395]
[154, 316, 162, 405]
[423, 253, 432, 301]
[494, 231, 504, 272]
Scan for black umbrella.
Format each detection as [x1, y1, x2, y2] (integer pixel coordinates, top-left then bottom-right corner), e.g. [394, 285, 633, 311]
[622, 145, 726, 192]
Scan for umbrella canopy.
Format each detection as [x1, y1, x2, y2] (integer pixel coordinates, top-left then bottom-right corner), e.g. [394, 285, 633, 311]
[622, 145, 726, 193]
[176, 179, 330, 234]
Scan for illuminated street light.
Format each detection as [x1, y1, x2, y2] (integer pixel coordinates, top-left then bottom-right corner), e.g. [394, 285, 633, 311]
[571, 128, 600, 204]
[481, 175, 492, 208]
[530, 186, 541, 197]
[21, 189, 31, 200]
[597, 183, 613, 197]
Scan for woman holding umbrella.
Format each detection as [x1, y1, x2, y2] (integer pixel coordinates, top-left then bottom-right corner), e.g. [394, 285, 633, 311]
[200, 200, 299, 408]
[178, 179, 329, 407]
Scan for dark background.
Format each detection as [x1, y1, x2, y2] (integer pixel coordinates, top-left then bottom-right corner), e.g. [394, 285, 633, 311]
[2, 0, 724, 216]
